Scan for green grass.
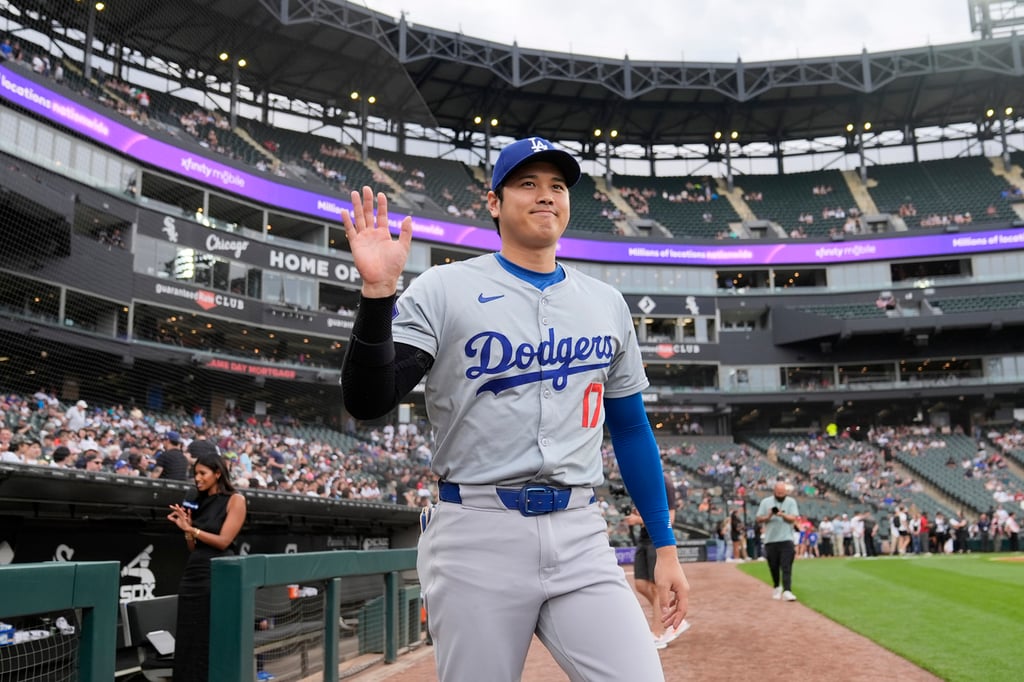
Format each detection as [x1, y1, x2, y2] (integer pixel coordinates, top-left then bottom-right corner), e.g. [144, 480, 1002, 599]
[737, 554, 1024, 682]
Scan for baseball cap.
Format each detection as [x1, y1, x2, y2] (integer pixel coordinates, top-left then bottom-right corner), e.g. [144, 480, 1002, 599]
[114, 459, 130, 470]
[491, 137, 581, 190]
[164, 431, 181, 444]
[76, 400, 87, 409]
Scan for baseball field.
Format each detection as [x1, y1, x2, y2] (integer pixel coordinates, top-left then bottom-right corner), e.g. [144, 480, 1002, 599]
[737, 554, 1023, 682]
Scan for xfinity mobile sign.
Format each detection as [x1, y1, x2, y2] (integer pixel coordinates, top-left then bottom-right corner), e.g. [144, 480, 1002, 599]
[4, 65, 1024, 267]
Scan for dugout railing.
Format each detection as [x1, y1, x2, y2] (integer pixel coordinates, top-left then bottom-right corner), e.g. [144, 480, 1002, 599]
[0, 561, 120, 682]
[208, 548, 420, 682]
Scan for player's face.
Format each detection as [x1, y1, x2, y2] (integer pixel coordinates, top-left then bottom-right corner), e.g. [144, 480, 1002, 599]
[488, 161, 570, 251]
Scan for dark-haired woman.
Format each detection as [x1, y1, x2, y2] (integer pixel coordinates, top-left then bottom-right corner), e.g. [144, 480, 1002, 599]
[166, 451, 247, 681]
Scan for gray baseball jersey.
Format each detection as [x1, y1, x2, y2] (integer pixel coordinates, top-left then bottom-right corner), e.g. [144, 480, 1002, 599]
[392, 253, 648, 487]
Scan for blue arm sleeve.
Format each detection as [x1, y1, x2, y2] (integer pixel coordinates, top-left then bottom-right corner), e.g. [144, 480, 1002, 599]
[604, 393, 675, 548]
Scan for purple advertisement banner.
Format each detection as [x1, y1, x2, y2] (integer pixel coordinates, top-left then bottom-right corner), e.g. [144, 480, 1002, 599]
[4, 65, 1024, 267]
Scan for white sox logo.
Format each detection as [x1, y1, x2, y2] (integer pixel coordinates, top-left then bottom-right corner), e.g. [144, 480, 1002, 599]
[120, 544, 157, 601]
[465, 328, 613, 395]
[162, 216, 179, 243]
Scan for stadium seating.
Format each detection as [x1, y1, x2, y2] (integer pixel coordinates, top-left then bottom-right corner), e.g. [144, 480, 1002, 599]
[866, 157, 1017, 227]
[569, 173, 622, 234]
[734, 169, 858, 238]
[612, 174, 739, 239]
[744, 435, 951, 519]
[893, 434, 1024, 512]
[368, 147, 487, 220]
[794, 302, 888, 319]
[929, 292, 1024, 314]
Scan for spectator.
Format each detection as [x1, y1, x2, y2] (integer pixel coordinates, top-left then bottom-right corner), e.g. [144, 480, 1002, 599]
[65, 400, 88, 431]
[756, 481, 800, 601]
[151, 431, 189, 480]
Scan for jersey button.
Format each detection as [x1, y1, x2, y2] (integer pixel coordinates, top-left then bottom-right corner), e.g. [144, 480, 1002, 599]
[541, 438, 550, 447]
[543, 390, 551, 398]
[541, 317, 549, 325]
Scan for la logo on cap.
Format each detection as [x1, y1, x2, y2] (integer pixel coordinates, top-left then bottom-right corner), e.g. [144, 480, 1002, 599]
[529, 138, 549, 153]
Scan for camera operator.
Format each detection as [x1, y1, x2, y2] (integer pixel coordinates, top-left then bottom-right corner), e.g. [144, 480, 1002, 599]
[755, 480, 800, 602]
[625, 473, 689, 648]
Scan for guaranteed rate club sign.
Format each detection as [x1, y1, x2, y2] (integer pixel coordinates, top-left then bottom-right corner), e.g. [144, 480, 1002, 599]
[4, 65, 1024, 267]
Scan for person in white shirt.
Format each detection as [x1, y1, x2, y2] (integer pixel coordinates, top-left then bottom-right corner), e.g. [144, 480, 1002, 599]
[833, 515, 849, 557]
[818, 516, 834, 557]
[65, 400, 88, 431]
[851, 513, 866, 557]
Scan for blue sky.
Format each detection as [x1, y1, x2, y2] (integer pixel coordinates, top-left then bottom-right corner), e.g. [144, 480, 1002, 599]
[363, 0, 977, 62]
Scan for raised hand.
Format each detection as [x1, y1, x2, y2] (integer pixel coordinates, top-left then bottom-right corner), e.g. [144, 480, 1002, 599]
[342, 186, 413, 298]
[167, 504, 191, 531]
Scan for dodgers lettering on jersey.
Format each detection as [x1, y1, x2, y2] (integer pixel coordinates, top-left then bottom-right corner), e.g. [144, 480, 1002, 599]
[392, 254, 649, 486]
[465, 328, 614, 394]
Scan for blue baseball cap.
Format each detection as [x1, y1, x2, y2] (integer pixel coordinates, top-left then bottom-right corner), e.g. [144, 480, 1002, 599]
[491, 137, 581, 190]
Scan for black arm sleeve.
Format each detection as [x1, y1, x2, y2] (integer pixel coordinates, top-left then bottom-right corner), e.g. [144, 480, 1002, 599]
[341, 295, 433, 419]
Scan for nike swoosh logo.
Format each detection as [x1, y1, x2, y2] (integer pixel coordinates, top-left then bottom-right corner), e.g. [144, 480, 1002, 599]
[478, 294, 505, 303]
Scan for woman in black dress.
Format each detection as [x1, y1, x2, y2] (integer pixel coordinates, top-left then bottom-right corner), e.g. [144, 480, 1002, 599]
[166, 450, 247, 680]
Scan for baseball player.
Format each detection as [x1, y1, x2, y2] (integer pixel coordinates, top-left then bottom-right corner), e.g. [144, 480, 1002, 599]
[341, 136, 689, 681]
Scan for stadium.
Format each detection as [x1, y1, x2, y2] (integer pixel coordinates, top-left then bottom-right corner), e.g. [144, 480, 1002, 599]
[0, 0, 1022, 680]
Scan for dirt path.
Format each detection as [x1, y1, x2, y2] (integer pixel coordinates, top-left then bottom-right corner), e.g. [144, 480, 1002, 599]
[348, 561, 941, 681]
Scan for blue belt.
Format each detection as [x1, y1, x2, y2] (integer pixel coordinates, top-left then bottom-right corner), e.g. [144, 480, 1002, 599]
[439, 481, 594, 517]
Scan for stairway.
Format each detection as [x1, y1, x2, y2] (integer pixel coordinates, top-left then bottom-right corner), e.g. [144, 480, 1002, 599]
[841, 170, 880, 215]
[716, 177, 756, 222]
[888, 460, 962, 512]
[594, 176, 641, 235]
[232, 126, 278, 162]
[988, 156, 1024, 221]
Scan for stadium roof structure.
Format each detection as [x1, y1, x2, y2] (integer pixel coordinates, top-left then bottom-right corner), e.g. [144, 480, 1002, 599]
[18, 0, 1024, 153]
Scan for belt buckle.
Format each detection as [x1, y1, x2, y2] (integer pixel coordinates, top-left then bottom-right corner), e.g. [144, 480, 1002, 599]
[517, 486, 557, 516]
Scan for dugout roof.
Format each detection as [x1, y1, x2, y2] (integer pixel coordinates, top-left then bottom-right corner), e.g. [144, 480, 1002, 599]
[24, 0, 1024, 149]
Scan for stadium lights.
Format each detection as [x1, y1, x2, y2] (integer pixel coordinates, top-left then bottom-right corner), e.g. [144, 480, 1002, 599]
[714, 131, 723, 140]
[1006, 106, 1014, 117]
[475, 116, 500, 178]
[82, 0, 106, 80]
[730, 130, 739, 140]
[218, 52, 246, 67]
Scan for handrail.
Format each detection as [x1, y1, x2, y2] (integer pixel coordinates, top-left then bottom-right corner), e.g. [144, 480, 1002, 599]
[0, 561, 120, 681]
[208, 548, 419, 682]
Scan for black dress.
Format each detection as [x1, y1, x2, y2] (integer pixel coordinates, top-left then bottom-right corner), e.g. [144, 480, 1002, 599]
[173, 491, 238, 681]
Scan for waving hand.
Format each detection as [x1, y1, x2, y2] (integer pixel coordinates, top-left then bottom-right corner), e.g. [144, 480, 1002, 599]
[342, 186, 413, 298]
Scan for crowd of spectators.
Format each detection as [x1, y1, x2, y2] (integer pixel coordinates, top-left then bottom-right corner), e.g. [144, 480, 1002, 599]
[899, 200, 978, 229]
[295, 143, 356, 190]
[617, 178, 719, 218]
[3, 386, 1023, 554]
[0, 389, 438, 508]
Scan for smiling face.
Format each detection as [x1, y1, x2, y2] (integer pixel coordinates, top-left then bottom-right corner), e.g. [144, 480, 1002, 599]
[194, 462, 221, 494]
[487, 160, 570, 264]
